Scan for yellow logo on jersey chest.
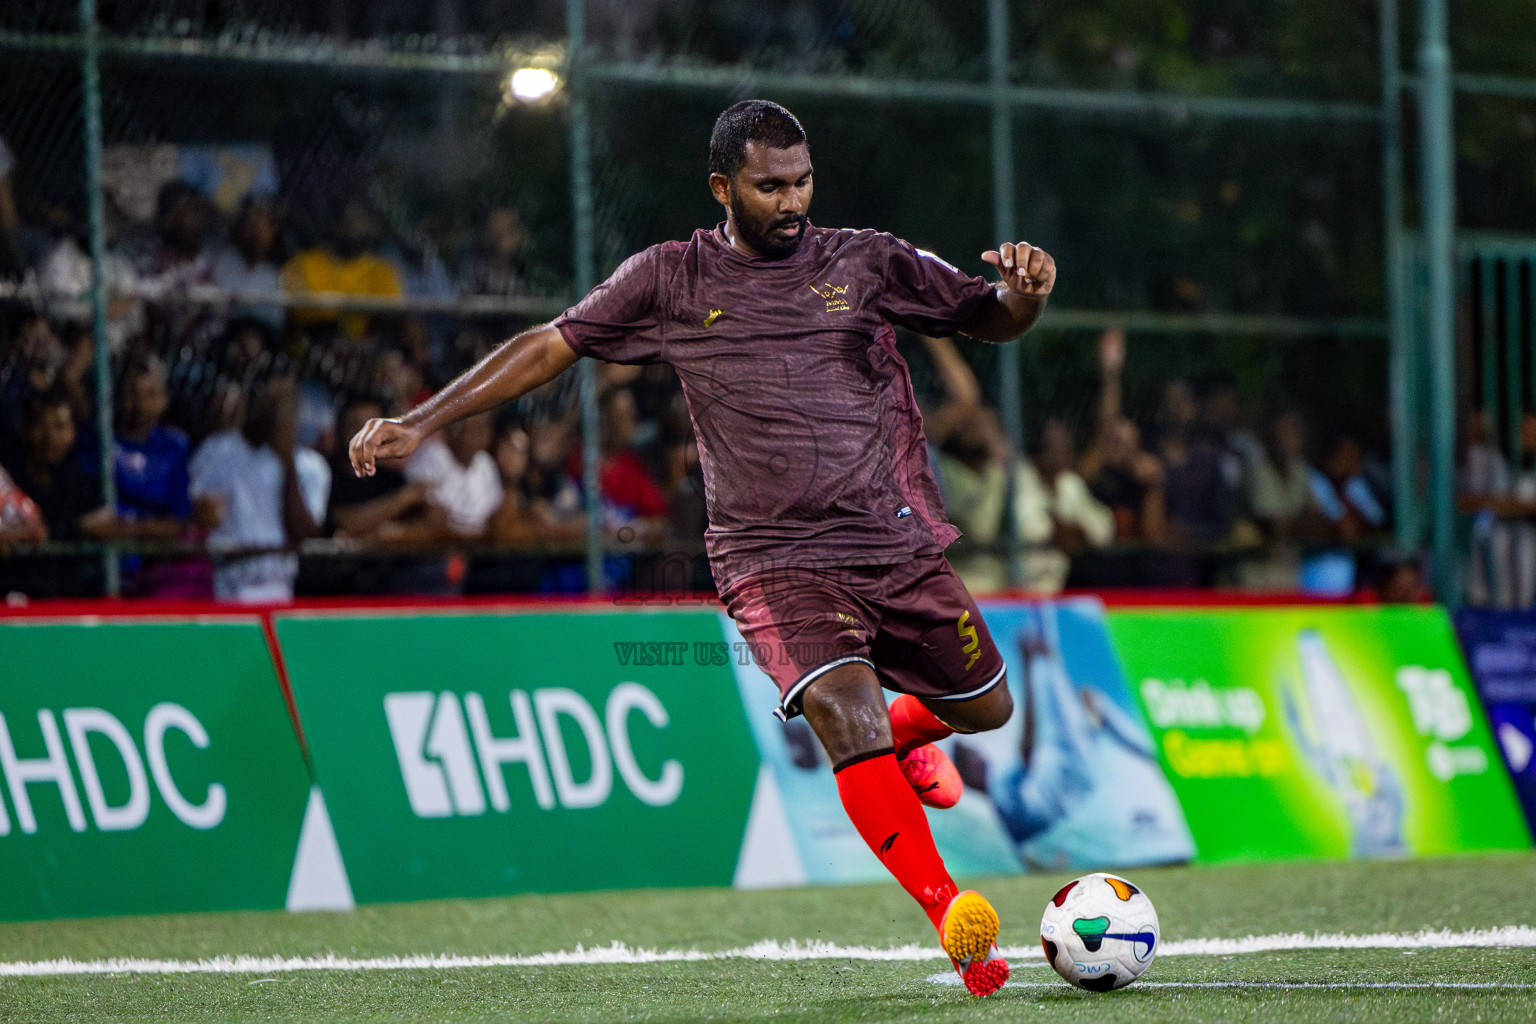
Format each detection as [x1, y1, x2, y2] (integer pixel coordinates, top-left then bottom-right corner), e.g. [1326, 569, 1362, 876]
[808, 282, 851, 313]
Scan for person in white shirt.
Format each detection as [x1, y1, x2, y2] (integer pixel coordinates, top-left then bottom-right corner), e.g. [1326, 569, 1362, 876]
[404, 411, 503, 540]
[190, 377, 329, 602]
[1015, 419, 1115, 593]
[1236, 407, 1323, 591]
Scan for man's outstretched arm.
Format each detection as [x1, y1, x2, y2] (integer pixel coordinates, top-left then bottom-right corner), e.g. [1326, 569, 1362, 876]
[960, 241, 1057, 343]
[349, 324, 579, 477]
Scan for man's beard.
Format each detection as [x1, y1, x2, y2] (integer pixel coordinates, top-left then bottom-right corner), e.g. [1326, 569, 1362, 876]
[730, 192, 807, 259]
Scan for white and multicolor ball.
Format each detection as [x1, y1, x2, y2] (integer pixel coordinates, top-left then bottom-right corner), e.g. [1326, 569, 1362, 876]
[1039, 872, 1159, 991]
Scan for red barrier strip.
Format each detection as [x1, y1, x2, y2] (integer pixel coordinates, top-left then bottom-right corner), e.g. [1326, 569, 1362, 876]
[258, 611, 311, 772]
[0, 588, 1385, 620]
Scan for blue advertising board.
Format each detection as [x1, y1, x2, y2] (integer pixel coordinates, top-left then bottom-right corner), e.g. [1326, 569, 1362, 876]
[1452, 609, 1536, 833]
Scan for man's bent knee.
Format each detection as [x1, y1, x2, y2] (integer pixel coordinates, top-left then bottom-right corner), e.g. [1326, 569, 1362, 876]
[976, 683, 1014, 730]
[800, 662, 894, 768]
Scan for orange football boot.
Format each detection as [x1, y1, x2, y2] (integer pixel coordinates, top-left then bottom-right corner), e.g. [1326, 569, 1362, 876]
[897, 742, 962, 809]
[939, 889, 1010, 997]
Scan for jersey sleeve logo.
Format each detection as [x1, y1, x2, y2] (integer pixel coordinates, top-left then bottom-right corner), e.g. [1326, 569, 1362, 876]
[808, 281, 851, 313]
[915, 248, 961, 274]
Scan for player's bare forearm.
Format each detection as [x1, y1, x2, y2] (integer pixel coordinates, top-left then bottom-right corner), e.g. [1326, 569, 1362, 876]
[961, 241, 1056, 343]
[350, 324, 579, 477]
[962, 287, 1047, 343]
[402, 324, 578, 435]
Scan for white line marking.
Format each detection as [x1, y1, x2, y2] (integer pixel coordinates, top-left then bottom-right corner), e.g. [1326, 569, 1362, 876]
[1152, 926, 1536, 956]
[927, 974, 1535, 991]
[0, 928, 1533, 978]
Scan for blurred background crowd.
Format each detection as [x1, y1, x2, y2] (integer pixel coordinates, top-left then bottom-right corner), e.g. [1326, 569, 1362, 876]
[3, 0, 1535, 604]
[0, 160, 1407, 604]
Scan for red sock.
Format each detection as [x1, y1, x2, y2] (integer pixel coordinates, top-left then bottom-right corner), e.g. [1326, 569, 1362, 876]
[834, 750, 958, 930]
[888, 695, 954, 758]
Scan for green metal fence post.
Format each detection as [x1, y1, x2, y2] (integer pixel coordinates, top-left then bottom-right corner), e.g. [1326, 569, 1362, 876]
[79, 0, 118, 597]
[1418, 0, 1458, 602]
[1505, 258, 1523, 469]
[1529, 260, 1536, 425]
[987, 0, 1024, 585]
[566, 0, 603, 594]
[1381, 0, 1417, 550]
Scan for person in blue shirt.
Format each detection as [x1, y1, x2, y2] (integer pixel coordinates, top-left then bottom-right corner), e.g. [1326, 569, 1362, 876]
[1301, 432, 1388, 595]
[112, 356, 192, 535]
[93, 356, 210, 596]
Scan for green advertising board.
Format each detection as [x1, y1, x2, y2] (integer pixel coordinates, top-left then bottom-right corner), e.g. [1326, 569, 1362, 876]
[12, 602, 1525, 923]
[275, 610, 760, 903]
[1105, 606, 1531, 862]
[0, 619, 312, 920]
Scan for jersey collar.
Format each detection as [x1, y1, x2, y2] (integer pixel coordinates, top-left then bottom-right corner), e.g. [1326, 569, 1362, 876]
[709, 221, 817, 266]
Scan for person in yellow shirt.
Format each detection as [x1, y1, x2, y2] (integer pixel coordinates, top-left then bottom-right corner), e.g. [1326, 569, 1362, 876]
[281, 198, 403, 339]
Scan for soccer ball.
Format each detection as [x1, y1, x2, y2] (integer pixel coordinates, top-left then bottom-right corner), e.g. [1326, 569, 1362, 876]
[1039, 872, 1159, 991]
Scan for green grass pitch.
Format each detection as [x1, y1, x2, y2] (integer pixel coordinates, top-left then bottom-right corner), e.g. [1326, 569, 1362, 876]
[1, 852, 1533, 1022]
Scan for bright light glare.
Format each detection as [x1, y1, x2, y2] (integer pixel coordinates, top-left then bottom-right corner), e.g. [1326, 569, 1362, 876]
[508, 67, 560, 102]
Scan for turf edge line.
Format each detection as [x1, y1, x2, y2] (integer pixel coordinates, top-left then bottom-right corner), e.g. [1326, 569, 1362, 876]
[2, 927, 1535, 977]
[926, 975, 1536, 990]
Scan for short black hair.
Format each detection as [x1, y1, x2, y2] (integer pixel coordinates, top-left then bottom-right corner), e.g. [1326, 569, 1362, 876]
[155, 179, 201, 223]
[23, 385, 73, 429]
[709, 100, 807, 178]
[339, 392, 386, 419]
[122, 353, 167, 385]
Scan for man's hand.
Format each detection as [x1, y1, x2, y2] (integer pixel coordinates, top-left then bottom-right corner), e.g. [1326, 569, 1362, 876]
[399, 481, 434, 509]
[982, 241, 1056, 299]
[1098, 326, 1127, 375]
[80, 505, 140, 541]
[1132, 452, 1165, 489]
[962, 242, 1058, 342]
[350, 417, 424, 477]
[192, 494, 225, 529]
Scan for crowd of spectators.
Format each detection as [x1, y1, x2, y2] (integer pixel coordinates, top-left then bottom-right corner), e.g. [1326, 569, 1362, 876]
[0, 128, 719, 602]
[1459, 408, 1536, 609]
[921, 328, 1403, 598]
[0, 129, 1404, 603]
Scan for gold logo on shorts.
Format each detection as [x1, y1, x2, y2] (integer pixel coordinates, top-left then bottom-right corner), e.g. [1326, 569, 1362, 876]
[704, 308, 725, 327]
[957, 610, 980, 671]
[836, 611, 863, 635]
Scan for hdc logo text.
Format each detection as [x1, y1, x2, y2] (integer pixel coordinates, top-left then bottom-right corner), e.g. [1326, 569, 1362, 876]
[0, 703, 226, 835]
[384, 684, 683, 817]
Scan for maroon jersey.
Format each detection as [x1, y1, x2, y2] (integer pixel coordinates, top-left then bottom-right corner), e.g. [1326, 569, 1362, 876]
[555, 223, 995, 588]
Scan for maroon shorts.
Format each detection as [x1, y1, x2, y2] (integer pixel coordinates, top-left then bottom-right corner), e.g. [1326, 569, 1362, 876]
[719, 552, 1007, 720]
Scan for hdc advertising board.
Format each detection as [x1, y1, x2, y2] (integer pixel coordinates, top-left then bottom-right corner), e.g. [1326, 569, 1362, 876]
[1105, 606, 1530, 862]
[0, 619, 311, 920]
[274, 610, 760, 902]
[3, 602, 1528, 921]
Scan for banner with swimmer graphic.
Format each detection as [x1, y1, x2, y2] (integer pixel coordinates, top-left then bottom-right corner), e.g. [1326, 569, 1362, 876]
[725, 598, 1197, 884]
[1105, 606, 1531, 862]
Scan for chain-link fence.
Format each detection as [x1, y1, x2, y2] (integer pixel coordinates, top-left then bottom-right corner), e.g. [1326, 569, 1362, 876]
[1, 1, 1534, 603]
